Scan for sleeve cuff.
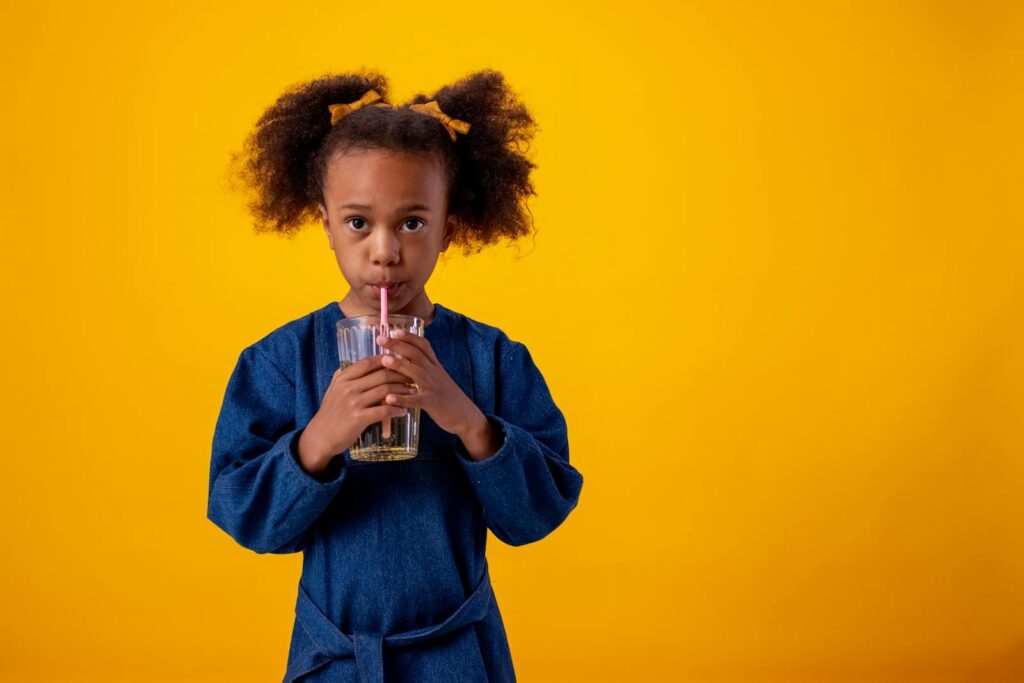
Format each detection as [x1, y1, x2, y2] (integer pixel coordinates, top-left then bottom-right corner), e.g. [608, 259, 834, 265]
[281, 427, 347, 487]
[454, 413, 517, 471]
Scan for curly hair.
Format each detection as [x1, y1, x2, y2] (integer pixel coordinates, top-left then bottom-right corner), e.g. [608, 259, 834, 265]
[226, 68, 539, 255]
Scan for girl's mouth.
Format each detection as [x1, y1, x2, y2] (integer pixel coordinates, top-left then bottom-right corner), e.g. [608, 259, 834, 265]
[370, 282, 402, 297]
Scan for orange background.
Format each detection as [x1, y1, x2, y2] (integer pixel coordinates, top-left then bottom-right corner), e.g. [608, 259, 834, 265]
[2, 1, 1022, 681]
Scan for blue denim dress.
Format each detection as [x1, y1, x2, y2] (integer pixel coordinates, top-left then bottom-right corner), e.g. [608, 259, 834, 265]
[207, 301, 584, 682]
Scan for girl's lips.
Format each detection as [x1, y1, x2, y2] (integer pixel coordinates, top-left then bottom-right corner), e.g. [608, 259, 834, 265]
[371, 283, 401, 297]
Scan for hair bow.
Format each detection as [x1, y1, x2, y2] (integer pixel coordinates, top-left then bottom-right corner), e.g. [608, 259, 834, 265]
[328, 89, 392, 126]
[408, 100, 471, 141]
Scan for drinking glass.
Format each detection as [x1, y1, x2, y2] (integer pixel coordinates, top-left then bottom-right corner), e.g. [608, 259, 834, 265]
[336, 314, 424, 461]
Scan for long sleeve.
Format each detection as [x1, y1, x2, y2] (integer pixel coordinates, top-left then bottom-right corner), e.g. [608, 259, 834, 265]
[454, 340, 583, 546]
[207, 344, 346, 554]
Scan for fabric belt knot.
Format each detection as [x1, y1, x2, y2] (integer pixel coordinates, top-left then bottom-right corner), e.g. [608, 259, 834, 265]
[352, 632, 384, 683]
[285, 561, 493, 683]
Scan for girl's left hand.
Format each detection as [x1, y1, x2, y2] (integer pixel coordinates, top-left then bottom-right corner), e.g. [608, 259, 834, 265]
[376, 329, 480, 437]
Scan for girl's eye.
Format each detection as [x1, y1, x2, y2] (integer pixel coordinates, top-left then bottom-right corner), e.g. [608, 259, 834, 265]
[345, 217, 424, 232]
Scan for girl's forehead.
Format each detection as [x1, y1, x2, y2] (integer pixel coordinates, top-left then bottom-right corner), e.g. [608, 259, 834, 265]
[324, 148, 446, 202]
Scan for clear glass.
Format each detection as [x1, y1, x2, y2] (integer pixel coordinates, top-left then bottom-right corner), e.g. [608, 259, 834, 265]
[336, 314, 424, 461]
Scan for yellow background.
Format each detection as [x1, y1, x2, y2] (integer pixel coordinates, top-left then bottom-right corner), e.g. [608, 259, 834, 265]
[2, 1, 1022, 681]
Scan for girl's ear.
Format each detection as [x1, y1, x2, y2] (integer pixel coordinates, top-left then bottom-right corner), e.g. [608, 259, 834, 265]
[318, 203, 335, 250]
[441, 216, 456, 252]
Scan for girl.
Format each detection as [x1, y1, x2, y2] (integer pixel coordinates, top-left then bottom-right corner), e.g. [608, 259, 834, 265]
[207, 69, 584, 683]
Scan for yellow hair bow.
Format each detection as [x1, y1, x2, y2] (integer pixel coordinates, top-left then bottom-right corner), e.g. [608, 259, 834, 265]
[408, 100, 471, 141]
[327, 89, 391, 126]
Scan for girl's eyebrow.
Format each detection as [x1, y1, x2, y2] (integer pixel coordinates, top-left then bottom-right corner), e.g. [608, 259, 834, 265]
[340, 202, 431, 212]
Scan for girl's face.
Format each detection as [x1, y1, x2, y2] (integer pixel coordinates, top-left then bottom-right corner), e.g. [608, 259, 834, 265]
[318, 148, 455, 322]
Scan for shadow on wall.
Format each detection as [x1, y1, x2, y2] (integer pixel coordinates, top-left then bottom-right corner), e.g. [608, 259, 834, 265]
[974, 637, 1024, 682]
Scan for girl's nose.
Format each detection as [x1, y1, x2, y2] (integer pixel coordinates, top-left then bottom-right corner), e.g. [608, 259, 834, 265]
[371, 228, 400, 265]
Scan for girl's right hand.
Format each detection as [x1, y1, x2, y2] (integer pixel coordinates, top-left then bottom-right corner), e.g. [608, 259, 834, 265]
[296, 355, 414, 475]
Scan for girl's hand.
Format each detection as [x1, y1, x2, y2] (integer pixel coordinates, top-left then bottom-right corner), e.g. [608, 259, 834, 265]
[376, 329, 482, 438]
[298, 355, 415, 474]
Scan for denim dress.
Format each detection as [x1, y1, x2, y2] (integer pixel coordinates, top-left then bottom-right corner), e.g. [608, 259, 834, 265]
[207, 301, 584, 682]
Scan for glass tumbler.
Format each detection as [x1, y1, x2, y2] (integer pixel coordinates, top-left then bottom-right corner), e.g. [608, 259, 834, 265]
[336, 314, 424, 461]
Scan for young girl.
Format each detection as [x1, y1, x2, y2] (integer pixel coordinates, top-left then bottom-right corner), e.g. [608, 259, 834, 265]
[207, 69, 584, 683]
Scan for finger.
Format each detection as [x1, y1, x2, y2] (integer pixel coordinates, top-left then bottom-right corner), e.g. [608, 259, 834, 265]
[383, 389, 421, 409]
[393, 329, 440, 364]
[364, 404, 408, 424]
[377, 333, 433, 366]
[394, 329, 440, 363]
[349, 366, 414, 394]
[381, 353, 426, 385]
[335, 354, 385, 380]
[360, 382, 418, 407]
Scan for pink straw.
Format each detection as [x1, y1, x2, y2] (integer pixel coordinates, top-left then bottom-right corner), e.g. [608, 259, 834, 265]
[380, 286, 391, 439]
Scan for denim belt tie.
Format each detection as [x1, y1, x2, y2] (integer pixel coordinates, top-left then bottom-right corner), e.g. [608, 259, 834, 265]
[285, 562, 493, 683]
